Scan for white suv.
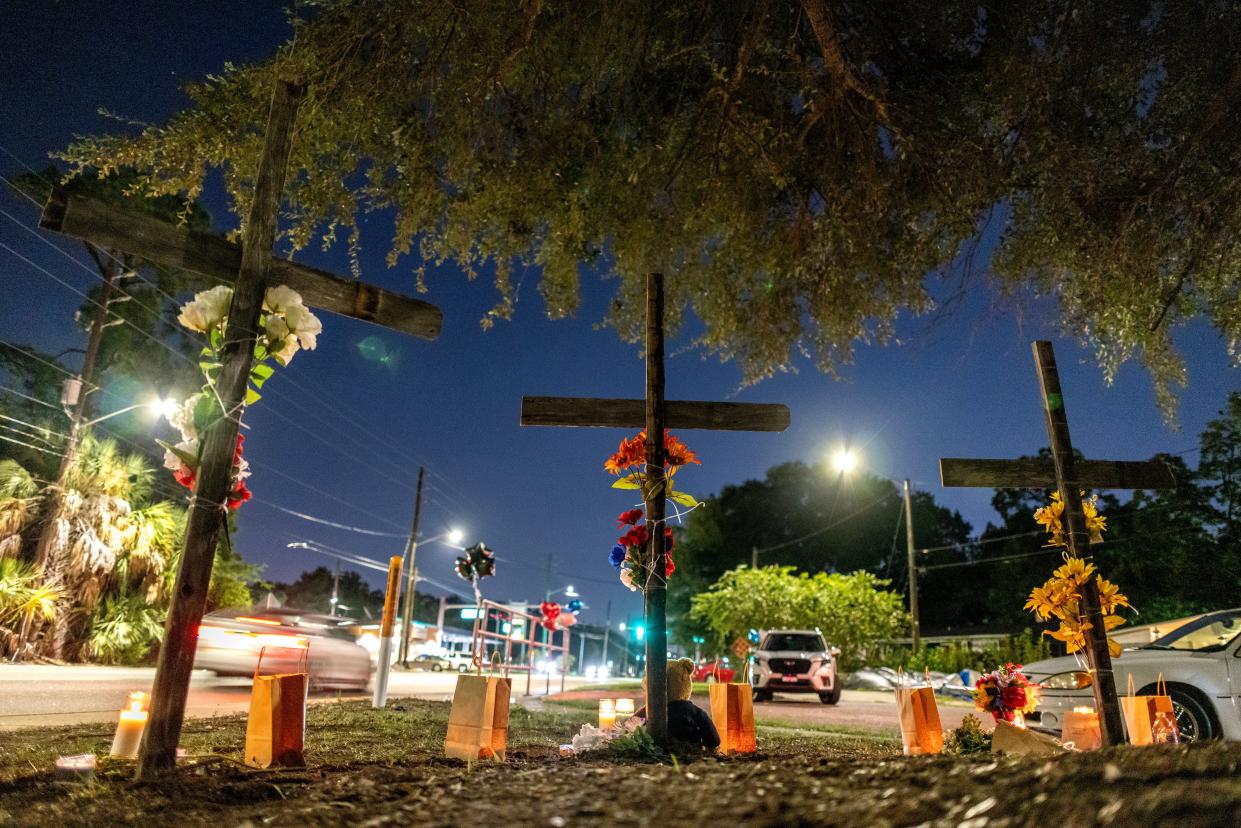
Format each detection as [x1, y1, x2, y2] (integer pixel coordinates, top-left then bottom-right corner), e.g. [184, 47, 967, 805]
[751, 629, 841, 704]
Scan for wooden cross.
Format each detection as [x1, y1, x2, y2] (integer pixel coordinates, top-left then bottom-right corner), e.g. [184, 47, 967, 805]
[39, 78, 443, 776]
[519, 273, 789, 746]
[939, 341, 1176, 747]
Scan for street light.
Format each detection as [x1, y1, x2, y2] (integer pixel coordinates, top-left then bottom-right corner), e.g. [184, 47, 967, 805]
[831, 447, 858, 474]
[79, 395, 178, 427]
[828, 444, 921, 649]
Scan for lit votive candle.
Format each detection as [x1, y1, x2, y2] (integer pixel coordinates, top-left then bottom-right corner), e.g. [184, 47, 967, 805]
[110, 708, 149, 759]
[1012, 712, 1026, 730]
[1062, 706, 1102, 751]
[598, 698, 616, 731]
[615, 698, 636, 719]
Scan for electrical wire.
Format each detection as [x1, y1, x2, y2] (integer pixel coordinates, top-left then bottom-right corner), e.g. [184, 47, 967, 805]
[752, 490, 900, 555]
[254, 499, 408, 538]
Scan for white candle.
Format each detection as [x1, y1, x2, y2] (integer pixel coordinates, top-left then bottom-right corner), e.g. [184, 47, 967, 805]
[110, 709, 149, 759]
[615, 698, 636, 718]
[598, 698, 616, 731]
[55, 753, 96, 782]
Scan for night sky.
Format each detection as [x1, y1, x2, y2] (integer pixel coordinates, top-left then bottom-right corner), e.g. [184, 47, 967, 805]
[1, 2, 1235, 629]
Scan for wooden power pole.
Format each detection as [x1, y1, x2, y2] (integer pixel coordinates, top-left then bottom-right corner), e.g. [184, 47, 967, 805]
[397, 466, 425, 666]
[902, 479, 920, 651]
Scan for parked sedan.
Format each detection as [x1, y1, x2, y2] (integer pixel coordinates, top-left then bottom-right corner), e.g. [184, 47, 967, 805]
[1023, 608, 1241, 742]
[195, 608, 372, 691]
[410, 653, 454, 672]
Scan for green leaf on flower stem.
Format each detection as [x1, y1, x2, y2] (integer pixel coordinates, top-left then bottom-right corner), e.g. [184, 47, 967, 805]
[193, 392, 216, 432]
[156, 439, 199, 468]
[250, 362, 274, 388]
[669, 490, 698, 508]
[245, 387, 262, 405]
[210, 329, 223, 350]
[611, 474, 642, 490]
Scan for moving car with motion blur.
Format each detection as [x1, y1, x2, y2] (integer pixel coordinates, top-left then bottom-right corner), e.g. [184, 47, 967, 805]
[750, 629, 841, 704]
[1023, 608, 1241, 742]
[692, 658, 736, 683]
[410, 653, 454, 672]
[195, 607, 372, 691]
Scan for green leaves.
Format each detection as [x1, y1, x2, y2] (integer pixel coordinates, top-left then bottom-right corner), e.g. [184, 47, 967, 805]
[669, 490, 698, 508]
[611, 474, 642, 490]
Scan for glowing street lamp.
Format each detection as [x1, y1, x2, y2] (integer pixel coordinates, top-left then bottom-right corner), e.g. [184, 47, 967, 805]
[831, 447, 858, 474]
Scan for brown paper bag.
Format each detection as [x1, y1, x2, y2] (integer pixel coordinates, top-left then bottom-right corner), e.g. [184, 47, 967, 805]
[1061, 708, 1102, 751]
[1120, 673, 1177, 746]
[991, 719, 1064, 756]
[895, 669, 943, 755]
[244, 645, 309, 768]
[709, 681, 757, 754]
[444, 655, 511, 761]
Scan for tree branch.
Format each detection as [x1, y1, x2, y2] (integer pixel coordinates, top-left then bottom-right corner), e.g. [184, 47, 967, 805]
[798, 0, 890, 123]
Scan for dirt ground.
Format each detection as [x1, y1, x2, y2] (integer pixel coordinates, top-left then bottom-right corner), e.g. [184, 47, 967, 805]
[0, 700, 1238, 827]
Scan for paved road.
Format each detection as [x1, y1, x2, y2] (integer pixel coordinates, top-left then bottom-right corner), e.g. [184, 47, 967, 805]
[0, 664, 589, 729]
[548, 687, 991, 736]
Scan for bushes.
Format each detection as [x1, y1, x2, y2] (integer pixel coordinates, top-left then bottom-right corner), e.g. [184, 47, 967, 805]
[869, 630, 1052, 675]
[87, 595, 166, 665]
[690, 565, 909, 670]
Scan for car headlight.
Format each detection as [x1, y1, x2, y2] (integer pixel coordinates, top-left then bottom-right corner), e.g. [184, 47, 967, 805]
[1037, 670, 1094, 690]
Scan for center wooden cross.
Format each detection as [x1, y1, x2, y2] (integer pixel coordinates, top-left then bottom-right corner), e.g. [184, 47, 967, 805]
[39, 78, 443, 776]
[520, 272, 789, 745]
[939, 341, 1175, 746]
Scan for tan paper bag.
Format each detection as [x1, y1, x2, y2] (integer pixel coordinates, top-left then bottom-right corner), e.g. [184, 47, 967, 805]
[444, 655, 511, 761]
[1061, 708, 1102, 751]
[1120, 673, 1177, 746]
[244, 645, 309, 768]
[895, 669, 943, 755]
[709, 679, 757, 754]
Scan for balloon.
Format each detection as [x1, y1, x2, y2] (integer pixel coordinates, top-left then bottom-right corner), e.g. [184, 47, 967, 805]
[556, 612, 577, 628]
[565, 599, 583, 613]
[455, 542, 497, 582]
[539, 601, 561, 631]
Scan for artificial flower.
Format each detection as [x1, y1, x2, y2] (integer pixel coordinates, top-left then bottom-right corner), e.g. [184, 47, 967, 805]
[177, 285, 233, 333]
[263, 285, 301, 314]
[619, 565, 639, 592]
[619, 524, 651, 548]
[664, 550, 675, 577]
[604, 433, 646, 475]
[168, 394, 203, 442]
[282, 301, 322, 350]
[617, 508, 643, 528]
[1053, 557, 1096, 585]
[227, 481, 252, 510]
[664, 526, 675, 551]
[663, 433, 700, 469]
[609, 544, 627, 571]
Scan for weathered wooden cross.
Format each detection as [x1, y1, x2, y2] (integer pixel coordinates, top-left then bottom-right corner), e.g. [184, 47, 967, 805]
[39, 78, 443, 776]
[939, 340, 1176, 746]
[520, 272, 789, 746]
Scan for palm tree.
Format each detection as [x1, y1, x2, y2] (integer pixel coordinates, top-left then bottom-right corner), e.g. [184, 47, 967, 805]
[1, 438, 182, 659]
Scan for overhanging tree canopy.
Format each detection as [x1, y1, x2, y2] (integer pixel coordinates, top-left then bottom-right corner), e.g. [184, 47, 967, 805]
[61, 0, 1241, 415]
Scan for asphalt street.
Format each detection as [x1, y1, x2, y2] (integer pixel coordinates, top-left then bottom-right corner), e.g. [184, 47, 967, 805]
[0, 664, 589, 729]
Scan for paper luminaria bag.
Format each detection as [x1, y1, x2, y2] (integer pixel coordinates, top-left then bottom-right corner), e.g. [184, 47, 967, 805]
[244, 645, 309, 769]
[709, 666, 757, 755]
[1061, 707, 1102, 751]
[444, 659, 511, 761]
[1120, 674, 1178, 746]
[895, 669, 944, 755]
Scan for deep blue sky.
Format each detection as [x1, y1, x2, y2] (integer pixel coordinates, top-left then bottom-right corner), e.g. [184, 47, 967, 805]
[1, 2, 1235, 628]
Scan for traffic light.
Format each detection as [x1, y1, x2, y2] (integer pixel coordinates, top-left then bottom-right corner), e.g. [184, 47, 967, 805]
[691, 636, 705, 644]
[634, 624, 645, 640]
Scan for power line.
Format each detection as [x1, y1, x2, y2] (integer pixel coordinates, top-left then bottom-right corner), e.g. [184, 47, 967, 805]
[752, 490, 900, 555]
[0, 384, 60, 410]
[254, 499, 408, 538]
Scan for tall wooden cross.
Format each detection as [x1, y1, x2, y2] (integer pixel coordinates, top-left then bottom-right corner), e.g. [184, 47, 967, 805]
[520, 272, 790, 746]
[39, 78, 443, 776]
[939, 340, 1176, 747]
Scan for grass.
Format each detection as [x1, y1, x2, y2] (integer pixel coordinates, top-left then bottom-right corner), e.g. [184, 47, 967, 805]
[1, 700, 1240, 827]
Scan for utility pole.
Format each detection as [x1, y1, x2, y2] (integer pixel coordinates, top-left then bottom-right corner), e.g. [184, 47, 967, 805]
[435, 594, 447, 636]
[30, 247, 121, 657]
[397, 466, 425, 666]
[903, 479, 920, 650]
[751, 546, 758, 569]
[601, 600, 611, 671]
[542, 549, 553, 600]
[329, 561, 340, 617]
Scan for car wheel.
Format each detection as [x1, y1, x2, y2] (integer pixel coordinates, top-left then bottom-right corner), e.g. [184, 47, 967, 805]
[819, 686, 842, 705]
[753, 688, 773, 703]
[458, 664, 469, 673]
[431, 664, 443, 672]
[1159, 684, 1220, 742]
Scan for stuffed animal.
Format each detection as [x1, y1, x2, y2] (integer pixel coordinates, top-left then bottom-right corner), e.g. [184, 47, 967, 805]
[635, 657, 720, 751]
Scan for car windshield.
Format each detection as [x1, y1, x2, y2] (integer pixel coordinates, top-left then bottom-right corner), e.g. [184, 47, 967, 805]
[1145, 612, 1241, 653]
[762, 633, 825, 651]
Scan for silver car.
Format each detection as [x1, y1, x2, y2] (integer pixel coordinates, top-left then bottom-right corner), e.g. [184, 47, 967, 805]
[194, 608, 373, 691]
[750, 629, 841, 704]
[1023, 608, 1241, 742]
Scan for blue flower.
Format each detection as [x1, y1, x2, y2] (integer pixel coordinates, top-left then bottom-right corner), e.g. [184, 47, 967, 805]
[609, 544, 627, 571]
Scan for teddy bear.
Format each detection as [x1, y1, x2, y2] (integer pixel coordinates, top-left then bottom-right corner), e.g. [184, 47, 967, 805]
[632, 657, 720, 751]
